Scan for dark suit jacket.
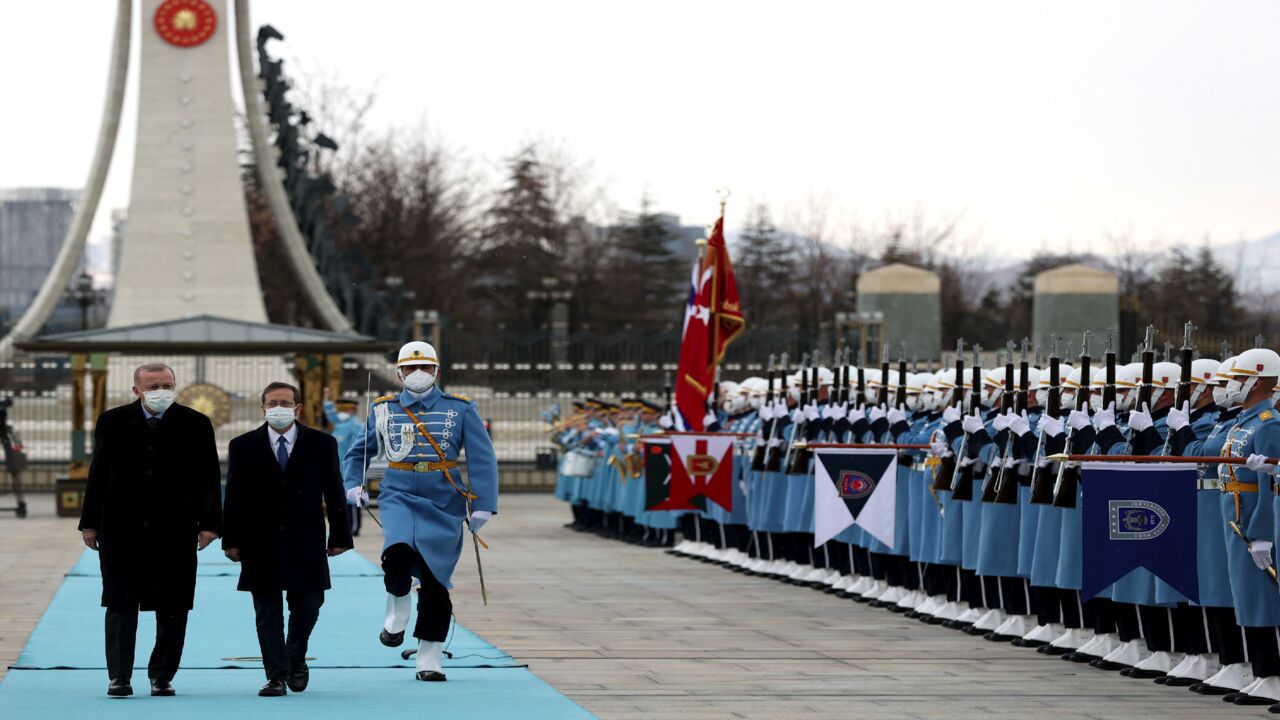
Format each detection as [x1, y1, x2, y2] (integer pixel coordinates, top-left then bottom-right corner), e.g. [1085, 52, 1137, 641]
[222, 423, 353, 593]
[79, 400, 222, 610]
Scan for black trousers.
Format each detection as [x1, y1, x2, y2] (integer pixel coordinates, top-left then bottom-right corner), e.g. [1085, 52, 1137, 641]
[250, 590, 324, 681]
[383, 543, 452, 642]
[104, 606, 188, 682]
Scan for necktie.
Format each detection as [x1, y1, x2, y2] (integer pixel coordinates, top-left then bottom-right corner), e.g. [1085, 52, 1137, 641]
[147, 417, 159, 431]
[277, 436, 289, 470]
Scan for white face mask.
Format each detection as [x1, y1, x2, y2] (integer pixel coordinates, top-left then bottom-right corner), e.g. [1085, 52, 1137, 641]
[265, 406, 296, 430]
[402, 367, 436, 393]
[1225, 377, 1254, 407]
[1089, 393, 1104, 412]
[1213, 385, 1230, 408]
[336, 411, 352, 422]
[1034, 389, 1048, 408]
[142, 389, 176, 414]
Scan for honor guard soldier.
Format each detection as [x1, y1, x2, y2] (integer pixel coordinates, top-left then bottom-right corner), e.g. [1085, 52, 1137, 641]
[342, 341, 498, 682]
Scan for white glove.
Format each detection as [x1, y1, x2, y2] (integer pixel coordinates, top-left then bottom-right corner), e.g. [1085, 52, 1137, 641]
[959, 456, 975, 467]
[1039, 415, 1065, 438]
[772, 400, 788, 417]
[1007, 410, 1031, 437]
[961, 412, 986, 435]
[469, 510, 492, 532]
[930, 440, 952, 457]
[1093, 402, 1117, 432]
[346, 486, 369, 507]
[1250, 540, 1275, 571]
[758, 404, 773, 421]
[831, 402, 849, 421]
[658, 413, 673, 429]
[791, 408, 805, 424]
[1127, 403, 1153, 433]
[803, 403, 820, 422]
[1246, 453, 1278, 475]
[942, 406, 962, 424]
[887, 407, 907, 425]
[1166, 402, 1190, 432]
[1067, 408, 1092, 431]
[992, 411, 1013, 432]
[868, 406, 887, 423]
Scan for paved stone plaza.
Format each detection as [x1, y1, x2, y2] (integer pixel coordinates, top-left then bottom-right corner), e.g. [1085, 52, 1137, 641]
[0, 493, 1266, 719]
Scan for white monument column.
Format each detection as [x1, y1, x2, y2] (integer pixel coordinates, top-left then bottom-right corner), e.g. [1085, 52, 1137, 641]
[109, 0, 267, 326]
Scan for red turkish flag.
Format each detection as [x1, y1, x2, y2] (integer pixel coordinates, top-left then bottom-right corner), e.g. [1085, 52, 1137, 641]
[674, 215, 746, 430]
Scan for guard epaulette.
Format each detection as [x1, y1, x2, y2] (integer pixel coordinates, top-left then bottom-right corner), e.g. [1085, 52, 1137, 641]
[1262, 410, 1274, 421]
[446, 392, 472, 402]
[373, 394, 397, 404]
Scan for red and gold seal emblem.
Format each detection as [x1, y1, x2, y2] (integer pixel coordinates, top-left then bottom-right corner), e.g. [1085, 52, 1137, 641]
[154, 0, 217, 48]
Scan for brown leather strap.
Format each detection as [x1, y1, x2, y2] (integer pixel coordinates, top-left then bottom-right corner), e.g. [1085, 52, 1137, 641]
[400, 405, 475, 501]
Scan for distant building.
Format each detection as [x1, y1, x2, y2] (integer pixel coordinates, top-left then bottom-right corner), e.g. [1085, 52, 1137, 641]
[0, 188, 81, 328]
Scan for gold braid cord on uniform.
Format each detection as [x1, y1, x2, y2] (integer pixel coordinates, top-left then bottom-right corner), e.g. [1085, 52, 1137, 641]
[400, 405, 477, 502]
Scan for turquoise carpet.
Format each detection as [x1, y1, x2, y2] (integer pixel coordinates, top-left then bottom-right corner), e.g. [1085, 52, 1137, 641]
[1, 545, 595, 719]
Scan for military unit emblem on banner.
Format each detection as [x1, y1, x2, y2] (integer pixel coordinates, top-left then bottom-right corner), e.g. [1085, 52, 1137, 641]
[1108, 499, 1171, 541]
[837, 470, 876, 500]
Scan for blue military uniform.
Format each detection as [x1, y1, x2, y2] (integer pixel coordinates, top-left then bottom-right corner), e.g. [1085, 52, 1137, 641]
[342, 387, 498, 589]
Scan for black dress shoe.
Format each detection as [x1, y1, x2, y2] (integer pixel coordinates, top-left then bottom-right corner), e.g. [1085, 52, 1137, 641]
[259, 678, 288, 696]
[380, 628, 405, 647]
[1126, 668, 1166, 679]
[1222, 692, 1245, 702]
[416, 670, 447, 682]
[287, 662, 309, 693]
[107, 678, 132, 697]
[1268, 701, 1280, 713]
[150, 679, 175, 696]
[1192, 683, 1233, 695]
[1163, 676, 1197, 687]
[1152, 675, 1169, 684]
[1038, 644, 1070, 655]
[1091, 660, 1129, 671]
[1064, 652, 1095, 663]
[1237, 694, 1280, 706]
[985, 633, 1018, 643]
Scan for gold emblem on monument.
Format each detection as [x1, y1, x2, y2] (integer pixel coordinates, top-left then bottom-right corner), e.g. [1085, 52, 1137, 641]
[177, 383, 232, 428]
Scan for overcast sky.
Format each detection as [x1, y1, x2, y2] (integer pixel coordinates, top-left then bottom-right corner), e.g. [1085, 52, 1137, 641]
[2, 0, 1278, 259]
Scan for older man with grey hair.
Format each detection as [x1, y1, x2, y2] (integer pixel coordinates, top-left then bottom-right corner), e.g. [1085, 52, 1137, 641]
[78, 363, 222, 698]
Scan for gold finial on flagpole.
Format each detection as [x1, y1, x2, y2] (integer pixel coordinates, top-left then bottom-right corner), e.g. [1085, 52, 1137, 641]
[716, 187, 731, 217]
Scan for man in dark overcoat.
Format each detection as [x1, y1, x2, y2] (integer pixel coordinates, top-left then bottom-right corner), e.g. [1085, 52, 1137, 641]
[222, 381, 353, 696]
[78, 363, 222, 697]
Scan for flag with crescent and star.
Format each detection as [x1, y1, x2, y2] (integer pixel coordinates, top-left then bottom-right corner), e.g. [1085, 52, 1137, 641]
[673, 215, 745, 431]
[813, 448, 898, 548]
[647, 433, 735, 512]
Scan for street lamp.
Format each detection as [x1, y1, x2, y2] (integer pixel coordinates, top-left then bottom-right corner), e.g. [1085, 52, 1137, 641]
[71, 272, 97, 331]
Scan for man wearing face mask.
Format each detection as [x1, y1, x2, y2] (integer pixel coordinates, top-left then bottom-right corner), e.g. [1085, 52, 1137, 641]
[78, 363, 222, 698]
[343, 341, 499, 682]
[222, 382, 354, 696]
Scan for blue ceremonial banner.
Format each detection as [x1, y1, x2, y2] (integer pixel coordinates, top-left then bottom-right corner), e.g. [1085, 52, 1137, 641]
[1080, 462, 1199, 603]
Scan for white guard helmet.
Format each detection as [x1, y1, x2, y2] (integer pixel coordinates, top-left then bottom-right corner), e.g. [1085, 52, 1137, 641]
[1034, 364, 1074, 408]
[1113, 363, 1144, 411]
[1188, 358, 1220, 407]
[1213, 356, 1237, 408]
[398, 341, 439, 368]
[718, 381, 741, 413]
[1222, 349, 1280, 407]
[863, 368, 883, 404]
[1144, 361, 1182, 409]
[906, 373, 931, 412]
[1089, 367, 1109, 411]
[933, 369, 958, 409]
[981, 367, 1007, 409]
[740, 377, 768, 410]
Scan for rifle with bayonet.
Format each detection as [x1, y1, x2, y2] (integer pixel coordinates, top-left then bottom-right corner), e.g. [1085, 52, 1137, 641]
[949, 344, 983, 501]
[1160, 322, 1196, 456]
[932, 339, 965, 491]
[1054, 328, 1113, 508]
[751, 354, 777, 471]
[995, 338, 1032, 504]
[981, 343, 1017, 502]
[763, 352, 790, 472]
[1137, 325, 1156, 413]
[1029, 334, 1067, 504]
[784, 352, 813, 473]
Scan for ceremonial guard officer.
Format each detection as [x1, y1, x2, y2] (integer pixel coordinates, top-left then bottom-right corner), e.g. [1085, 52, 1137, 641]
[342, 341, 499, 682]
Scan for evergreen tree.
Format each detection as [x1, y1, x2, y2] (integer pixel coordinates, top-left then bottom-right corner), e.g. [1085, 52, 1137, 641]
[733, 203, 795, 328]
[476, 145, 565, 325]
[598, 195, 685, 331]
